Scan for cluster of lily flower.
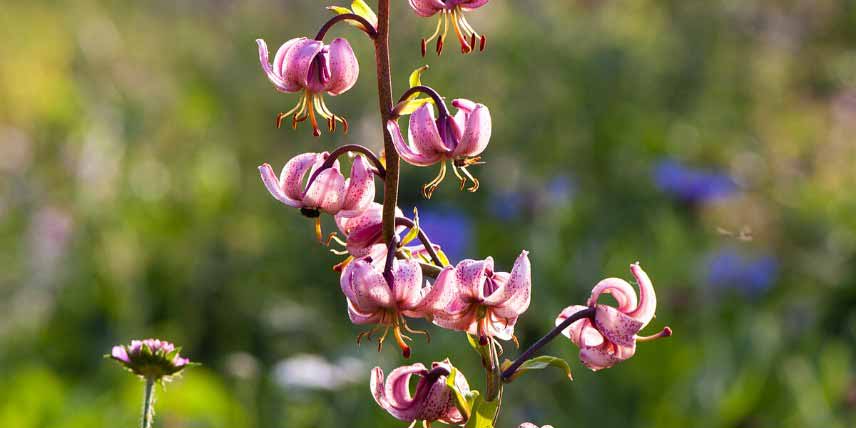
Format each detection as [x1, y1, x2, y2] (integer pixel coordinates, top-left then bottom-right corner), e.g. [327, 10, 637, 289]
[108, 1, 671, 427]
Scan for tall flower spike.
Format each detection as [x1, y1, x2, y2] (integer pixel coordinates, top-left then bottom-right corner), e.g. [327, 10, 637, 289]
[370, 359, 470, 425]
[409, 0, 489, 55]
[555, 263, 671, 371]
[109, 338, 192, 382]
[341, 256, 458, 357]
[432, 251, 531, 342]
[387, 98, 491, 198]
[259, 152, 375, 241]
[256, 37, 358, 136]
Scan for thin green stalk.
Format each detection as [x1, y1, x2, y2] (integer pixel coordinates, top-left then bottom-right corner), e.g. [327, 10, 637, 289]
[141, 378, 155, 428]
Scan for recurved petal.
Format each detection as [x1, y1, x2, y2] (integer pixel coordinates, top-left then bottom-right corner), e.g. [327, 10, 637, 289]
[484, 251, 531, 317]
[386, 120, 443, 167]
[371, 363, 429, 421]
[579, 341, 636, 371]
[325, 38, 360, 95]
[302, 167, 346, 214]
[556, 305, 598, 347]
[256, 39, 290, 92]
[410, 103, 449, 154]
[587, 277, 638, 313]
[412, 266, 459, 316]
[392, 259, 424, 311]
[339, 155, 375, 217]
[485, 312, 516, 340]
[627, 263, 657, 328]
[347, 299, 383, 324]
[279, 152, 320, 201]
[408, 0, 446, 17]
[460, 0, 490, 11]
[341, 259, 392, 313]
[259, 163, 302, 208]
[432, 305, 478, 334]
[593, 305, 643, 347]
[454, 257, 493, 299]
[416, 379, 455, 422]
[452, 103, 491, 158]
[283, 38, 325, 90]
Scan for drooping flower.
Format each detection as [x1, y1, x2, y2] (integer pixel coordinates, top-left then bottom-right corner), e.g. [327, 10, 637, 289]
[431, 251, 531, 342]
[371, 359, 470, 425]
[519, 424, 555, 428]
[256, 37, 358, 136]
[334, 202, 404, 258]
[340, 257, 456, 357]
[409, 0, 489, 55]
[387, 98, 491, 198]
[110, 339, 192, 382]
[556, 263, 671, 371]
[260, 152, 374, 217]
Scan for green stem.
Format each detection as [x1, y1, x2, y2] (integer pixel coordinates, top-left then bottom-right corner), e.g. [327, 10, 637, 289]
[141, 378, 155, 428]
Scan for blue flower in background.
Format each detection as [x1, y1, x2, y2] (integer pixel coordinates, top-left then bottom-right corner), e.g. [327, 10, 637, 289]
[487, 174, 576, 222]
[653, 159, 738, 204]
[489, 191, 525, 221]
[705, 248, 778, 297]
[417, 206, 472, 262]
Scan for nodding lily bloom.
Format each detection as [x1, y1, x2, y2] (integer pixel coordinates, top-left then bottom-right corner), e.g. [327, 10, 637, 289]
[259, 152, 375, 240]
[519, 424, 554, 428]
[409, 0, 489, 55]
[371, 359, 470, 425]
[256, 37, 358, 136]
[556, 263, 671, 371]
[109, 339, 192, 382]
[431, 251, 531, 342]
[387, 98, 491, 198]
[334, 203, 404, 258]
[341, 257, 457, 357]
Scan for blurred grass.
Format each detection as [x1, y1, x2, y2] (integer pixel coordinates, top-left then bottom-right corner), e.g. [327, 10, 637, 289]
[1, 0, 856, 427]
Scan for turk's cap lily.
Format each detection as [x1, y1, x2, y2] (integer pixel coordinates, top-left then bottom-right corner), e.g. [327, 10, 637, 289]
[431, 251, 531, 340]
[410, 0, 490, 55]
[257, 37, 358, 95]
[519, 424, 554, 428]
[259, 152, 374, 216]
[556, 263, 671, 371]
[388, 98, 491, 166]
[109, 339, 192, 381]
[335, 203, 405, 257]
[370, 359, 470, 424]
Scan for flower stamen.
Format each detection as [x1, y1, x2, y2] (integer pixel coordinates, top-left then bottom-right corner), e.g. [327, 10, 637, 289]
[636, 326, 673, 342]
[421, 161, 447, 199]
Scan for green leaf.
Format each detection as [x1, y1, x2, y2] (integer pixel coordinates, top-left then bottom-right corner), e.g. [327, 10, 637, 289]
[350, 0, 377, 27]
[401, 208, 420, 246]
[444, 368, 476, 420]
[395, 97, 433, 116]
[409, 65, 429, 88]
[466, 333, 491, 367]
[326, 6, 352, 15]
[464, 396, 500, 428]
[502, 355, 574, 383]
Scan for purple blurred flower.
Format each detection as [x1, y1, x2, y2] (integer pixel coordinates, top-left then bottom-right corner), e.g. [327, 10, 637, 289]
[705, 248, 778, 297]
[417, 207, 471, 262]
[653, 159, 737, 204]
[110, 339, 192, 381]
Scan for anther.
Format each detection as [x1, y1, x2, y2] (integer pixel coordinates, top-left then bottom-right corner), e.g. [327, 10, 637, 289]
[436, 36, 444, 55]
[479, 35, 486, 51]
[276, 112, 286, 128]
[470, 34, 477, 52]
[421, 39, 427, 57]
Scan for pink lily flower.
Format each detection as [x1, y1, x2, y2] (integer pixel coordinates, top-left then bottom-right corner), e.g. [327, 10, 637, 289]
[431, 251, 531, 341]
[387, 98, 491, 198]
[259, 152, 374, 240]
[519, 424, 554, 428]
[256, 37, 358, 136]
[371, 359, 470, 425]
[409, 0, 490, 55]
[555, 263, 671, 371]
[340, 257, 457, 357]
[334, 203, 404, 258]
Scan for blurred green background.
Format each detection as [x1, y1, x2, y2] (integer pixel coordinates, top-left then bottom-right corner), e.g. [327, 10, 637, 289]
[2, 0, 856, 427]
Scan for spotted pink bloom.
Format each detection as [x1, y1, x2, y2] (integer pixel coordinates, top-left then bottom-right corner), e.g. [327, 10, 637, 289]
[256, 37, 358, 135]
[340, 257, 457, 356]
[335, 203, 404, 258]
[371, 359, 470, 424]
[387, 99, 491, 198]
[409, 0, 490, 55]
[519, 424, 554, 428]
[556, 263, 671, 371]
[110, 338, 191, 381]
[259, 152, 374, 217]
[431, 251, 531, 341]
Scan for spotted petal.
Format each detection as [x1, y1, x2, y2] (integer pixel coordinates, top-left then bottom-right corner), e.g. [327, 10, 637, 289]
[410, 103, 450, 154]
[283, 38, 325, 90]
[451, 102, 491, 158]
[627, 263, 657, 328]
[587, 277, 638, 313]
[484, 250, 531, 318]
[256, 38, 301, 92]
[258, 163, 302, 208]
[592, 305, 643, 347]
[371, 364, 426, 422]
[325, 38, 359, 95]
[408, 0, 446, 17]
[302, 166, 346, 214]
[339, 155, 375, 217]
[341, 259, 392, 313]
[387, 120, 443, 166]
